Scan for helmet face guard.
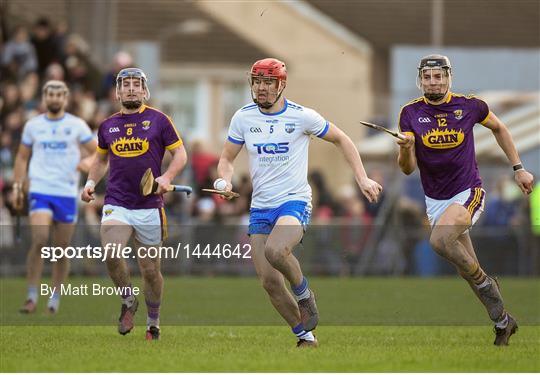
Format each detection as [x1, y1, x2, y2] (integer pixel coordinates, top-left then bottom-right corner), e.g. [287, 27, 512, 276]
[116, 67, 150, 102]
[249, 58, 287, 109]
[417, 55, 452, 102]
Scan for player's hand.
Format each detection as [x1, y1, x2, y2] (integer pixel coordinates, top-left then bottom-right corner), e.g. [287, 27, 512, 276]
[154, 175, 171, 195]
[358, 177, 383, 203]
[11, 183, 24, 211]
[396, 134, 414, 149]
[224, 181, 235, 200]
[81, 180, 96, 202]
[219, 181, 235, 201]
[514, 169, 534, 195]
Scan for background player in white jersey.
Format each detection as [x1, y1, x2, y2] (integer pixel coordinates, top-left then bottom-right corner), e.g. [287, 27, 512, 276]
[217, 58, 382, 347]
[12, 80, 97, 314]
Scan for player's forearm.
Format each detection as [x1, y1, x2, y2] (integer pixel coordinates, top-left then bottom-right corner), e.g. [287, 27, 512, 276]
[492, 125, 521, 166]
[162, 147, 188, 181]
[335, 134, 369, 182]
[86, 156, 108, 185]
[397, 148, 416, 175]
[13, 153, 29, 184]
[217, 157, 234, 183]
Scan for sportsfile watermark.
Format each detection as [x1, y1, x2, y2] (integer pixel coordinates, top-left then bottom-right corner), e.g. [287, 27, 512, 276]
[1, 224, 538, 326]
[40, 243, 252, 262]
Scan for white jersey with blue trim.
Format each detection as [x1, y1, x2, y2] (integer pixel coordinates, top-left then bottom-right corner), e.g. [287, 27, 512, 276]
[227, 99, 329, 209]
[21, 113, 93, 197]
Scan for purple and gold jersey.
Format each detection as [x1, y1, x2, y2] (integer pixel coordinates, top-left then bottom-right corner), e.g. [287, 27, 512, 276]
[97, 105, 183, 209]
[398, 93, 490, 199]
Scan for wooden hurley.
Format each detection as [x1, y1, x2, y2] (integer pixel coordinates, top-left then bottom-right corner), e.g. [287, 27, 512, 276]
[140, 168, 192, 196]
[201, 189, 240, 199]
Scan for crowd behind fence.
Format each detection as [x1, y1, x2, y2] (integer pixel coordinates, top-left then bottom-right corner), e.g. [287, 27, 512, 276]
[1, 18, 538, 278]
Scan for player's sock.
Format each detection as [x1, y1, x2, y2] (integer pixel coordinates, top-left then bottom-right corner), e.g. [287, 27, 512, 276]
[47, 290, 60, 311]
[495, 312, 509, 329]
[121, 283, 135, 308]
[292, 323, 315, 341]
[291, 276, 310, 301]
[146, 299, 160, 328]
[27, 285, 38, 303]
[465, 262, 488, 288]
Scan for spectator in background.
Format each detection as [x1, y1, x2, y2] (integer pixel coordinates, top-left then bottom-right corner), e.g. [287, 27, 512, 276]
[95, 81, 121, 121]
[482, 175, 521, 227]
[0, 83, 22, 123]
[190, 140, 219, 191]
[18, 71, 39, 108]
[100, 51, 133, 99]
[52, 20, 69, 62]
[62, 34, 101, 93]
[0, 188, 15, 248]
[31, 17, 62, 78]
[0, 83, 24, 183]
[309, 170, 338, 215]
[397, 196, 426, 275]
[0, 131, 15, 180]
[338, 186, 372, 276]
[1, 26, 38, 82]
[480, 175, 529, 276]
[3, 109, 25, 141]
[44, 62, 65, 81]
[69, 88, 97, 123]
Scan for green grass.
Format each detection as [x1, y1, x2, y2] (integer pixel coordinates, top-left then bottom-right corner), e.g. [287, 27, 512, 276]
[1, 277, 539, 371]
[1, 325, 539, 372]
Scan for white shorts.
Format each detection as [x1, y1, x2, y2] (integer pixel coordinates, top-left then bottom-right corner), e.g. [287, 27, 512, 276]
[101, 204, 167, 245]
[425, 187, 486, 228]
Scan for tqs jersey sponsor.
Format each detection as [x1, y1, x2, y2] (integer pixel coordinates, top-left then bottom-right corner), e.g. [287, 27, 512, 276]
[39, 140, 68, 150]
[253, 142, 290, 155]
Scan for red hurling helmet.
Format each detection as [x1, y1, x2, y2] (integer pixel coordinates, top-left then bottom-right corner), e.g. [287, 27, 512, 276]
[250, 58, 287, 81]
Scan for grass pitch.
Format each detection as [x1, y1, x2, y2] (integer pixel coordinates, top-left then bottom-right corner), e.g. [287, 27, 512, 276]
[1, 277, 539, 372]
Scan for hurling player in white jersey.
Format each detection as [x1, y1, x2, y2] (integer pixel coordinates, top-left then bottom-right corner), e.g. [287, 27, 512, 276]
[217, 58, 382, 347]
[12, 80, 97, 314]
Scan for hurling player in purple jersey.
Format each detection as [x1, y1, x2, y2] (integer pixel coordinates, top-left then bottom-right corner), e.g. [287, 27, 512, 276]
[397, 55, 534, 346]
[81, 68, 187, 340]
